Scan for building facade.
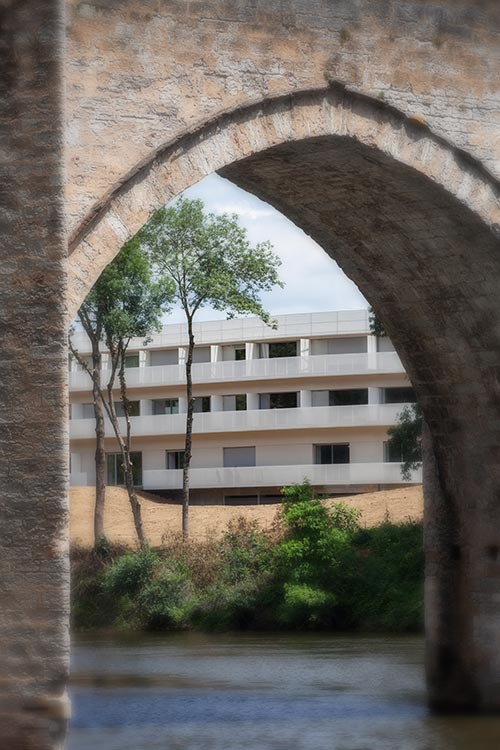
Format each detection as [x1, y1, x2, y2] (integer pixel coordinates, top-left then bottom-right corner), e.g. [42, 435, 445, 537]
[69, 310, 421, 504]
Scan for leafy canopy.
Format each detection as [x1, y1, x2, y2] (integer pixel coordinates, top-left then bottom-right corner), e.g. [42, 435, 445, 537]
[138, 197, 283, 322]
[387, 402, 423, 480]
[82, 237, 174, 345]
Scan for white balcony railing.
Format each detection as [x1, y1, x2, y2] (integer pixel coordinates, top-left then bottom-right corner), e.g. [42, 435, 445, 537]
[69, 403, 409, 440]
[69, 352, 403, 392]
[142, 462, 422, 490]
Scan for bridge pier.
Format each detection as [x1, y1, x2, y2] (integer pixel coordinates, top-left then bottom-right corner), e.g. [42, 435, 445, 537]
[424, 423, 500, 712]
[0, 1, 70, 747]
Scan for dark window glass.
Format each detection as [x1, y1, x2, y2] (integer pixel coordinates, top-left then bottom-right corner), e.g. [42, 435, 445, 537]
[314, 444, 350, 464]
[383, 387, 416, 404]
[193, 396, 211, 413]
[125, 354, 140, 368]
[166, 450, 185, 470]
[235, 394, 247, 411]
[235, 348, 246, 361]
[266, 392, 298, 409]
[106, 452, 142, 485]
[115, 400, 140, 417]
[268, 341, 298, 358]
[153, 398, 179, 415]
[329, 389, 368, 406]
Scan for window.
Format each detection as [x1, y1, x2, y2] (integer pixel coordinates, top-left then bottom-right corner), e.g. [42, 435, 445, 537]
[382, 387, 416, 404]
[222, 394, 247, 411]
[311, 390, 329, 407]
[223, 446, 256, 467]
[383, 441, 420, 463]
[192, 346, 211, 363]
[235, 347, 246, 361]
[166, 450, 185, 470]
[268, 340, 298, 358]
[329, 389, 368, 406]
[260, 392, 298, 409]
[150, 349, 179, 366]
[114, 400, 140, 417]
[310, 336, 367, 355]
[153, 398, 179, 415]
[106, 452, 142, 486]
[193, 396, 211, 413]
[314, 444, 350, 465]
[125, 353, 140, 368]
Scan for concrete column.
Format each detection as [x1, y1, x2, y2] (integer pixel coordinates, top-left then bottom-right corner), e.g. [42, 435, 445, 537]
[300, 338, 310, 357]
[246, 342, 259, 359]
[211, 344, 222, 362]
[300, 390, 312, 408]
[247, 392, 260, 410]
[178, 396, 188, 414]
[139, 349, 147, 367]
[0, 1, 70, 746]
[368, 387, 381, 404]
[178, 347, 187, 365]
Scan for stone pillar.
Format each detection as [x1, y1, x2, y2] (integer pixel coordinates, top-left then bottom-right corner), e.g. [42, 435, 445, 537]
[0, 1, 70, 747]
[300, 390, 312, 408]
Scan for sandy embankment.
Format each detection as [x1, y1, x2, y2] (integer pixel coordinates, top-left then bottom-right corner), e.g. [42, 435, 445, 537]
[70, 485, 423, 548]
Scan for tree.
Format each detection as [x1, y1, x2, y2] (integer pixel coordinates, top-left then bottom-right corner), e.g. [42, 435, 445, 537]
[386, 402, 423, 480]
[70, 239, 173, 547]
[368, 305, 387, 338]
[139, 197, 283, 539]
[69, 298, 107, 545]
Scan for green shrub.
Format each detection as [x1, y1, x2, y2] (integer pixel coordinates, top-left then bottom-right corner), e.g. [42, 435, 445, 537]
[71, 483, 424, 634]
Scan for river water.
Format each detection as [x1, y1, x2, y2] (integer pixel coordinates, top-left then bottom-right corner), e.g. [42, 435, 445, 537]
[69, 632, 500, 750]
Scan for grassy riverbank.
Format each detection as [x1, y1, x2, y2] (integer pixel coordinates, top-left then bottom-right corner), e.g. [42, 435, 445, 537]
[72, 483, 423, 633]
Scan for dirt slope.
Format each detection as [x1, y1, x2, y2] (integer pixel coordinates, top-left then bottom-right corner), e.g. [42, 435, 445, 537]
[70, 485, 423, 548]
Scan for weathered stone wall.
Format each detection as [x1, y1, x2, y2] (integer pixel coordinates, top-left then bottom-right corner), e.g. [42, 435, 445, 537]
[66, 0, 500, 240]
[0, 1, 69, 747]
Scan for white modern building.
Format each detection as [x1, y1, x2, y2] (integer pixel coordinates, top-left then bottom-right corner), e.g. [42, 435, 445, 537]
[69, 309, 422, 504]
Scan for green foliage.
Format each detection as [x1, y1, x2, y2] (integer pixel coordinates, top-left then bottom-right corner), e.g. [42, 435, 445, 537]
[387, 403, 423, 480]
[346, 521, 424, 631]
[89, 238, 174, 347]
[139, 197, 283, 324]
[368, 306, 387, 338]
[71, 483, 424, 634]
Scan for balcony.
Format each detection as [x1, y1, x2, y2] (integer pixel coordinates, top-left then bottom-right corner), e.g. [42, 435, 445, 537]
[69, 403, 409, 439]
[69, 351, 404, 392]
[142, 462, 422, 490]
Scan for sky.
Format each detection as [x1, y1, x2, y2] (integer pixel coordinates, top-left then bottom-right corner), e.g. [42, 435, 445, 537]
[164, 173, 367, 324]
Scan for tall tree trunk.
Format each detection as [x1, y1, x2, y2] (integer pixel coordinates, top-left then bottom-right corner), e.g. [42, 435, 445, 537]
[182, 318, 195, 539]
[105, 350, 147, 549]
[91, 344, 106, 544]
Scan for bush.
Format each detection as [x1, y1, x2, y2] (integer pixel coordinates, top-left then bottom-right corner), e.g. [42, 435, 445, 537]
[71, 483, 424, 634]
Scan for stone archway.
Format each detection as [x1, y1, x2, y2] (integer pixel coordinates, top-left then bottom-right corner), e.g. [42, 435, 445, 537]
[4, 1, 500, 748]
[66, 85, 500, 713]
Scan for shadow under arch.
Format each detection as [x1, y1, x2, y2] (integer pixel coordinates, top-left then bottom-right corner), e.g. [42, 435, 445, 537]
[67, 84, 500, 712]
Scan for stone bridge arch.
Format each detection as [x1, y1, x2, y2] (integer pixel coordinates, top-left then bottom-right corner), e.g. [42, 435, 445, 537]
[4, 1, 500, 747]
[67, 84, 500, 714]
[67, 85, 500, 315]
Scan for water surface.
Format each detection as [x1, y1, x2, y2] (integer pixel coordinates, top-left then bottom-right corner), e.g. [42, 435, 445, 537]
[69, 632, 500, 750]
